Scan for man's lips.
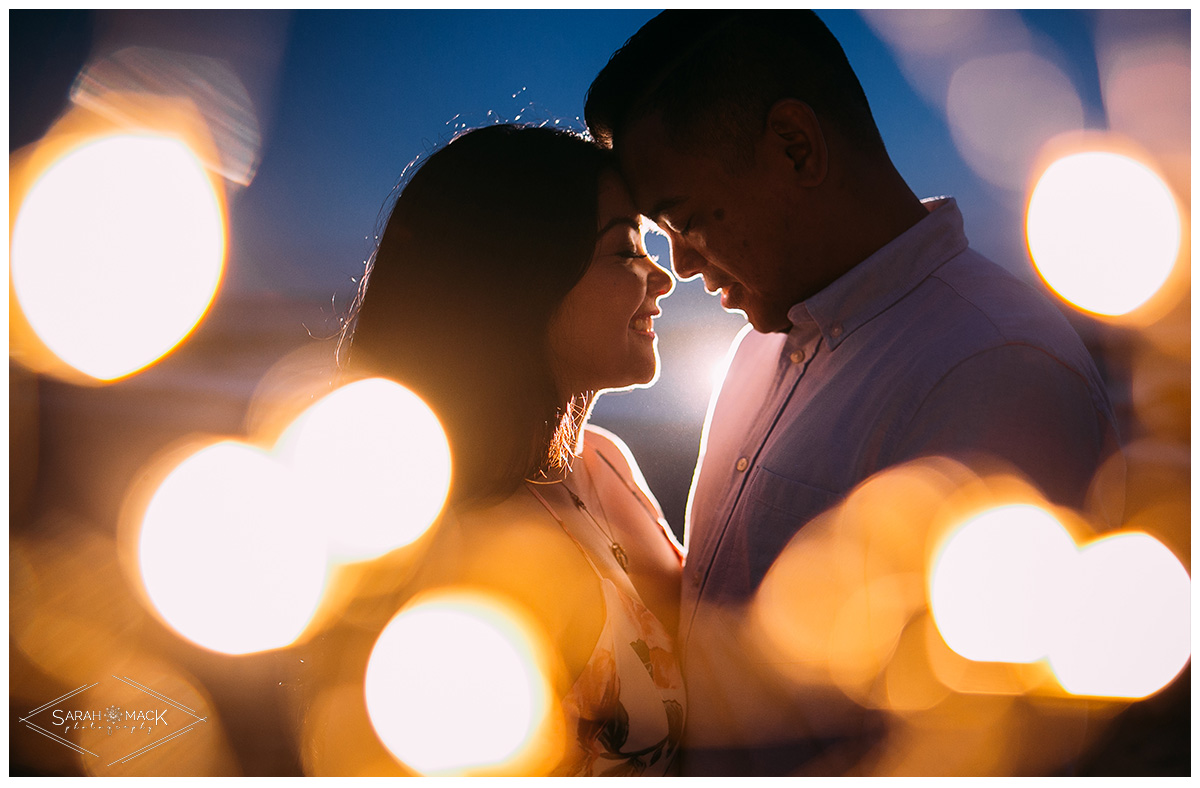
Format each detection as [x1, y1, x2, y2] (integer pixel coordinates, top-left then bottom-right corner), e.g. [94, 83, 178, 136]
[702, 276, 737, 302]
[716, 283, 740, 310]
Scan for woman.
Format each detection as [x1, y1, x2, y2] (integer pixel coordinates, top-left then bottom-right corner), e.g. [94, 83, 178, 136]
[345, 124, 683, 776]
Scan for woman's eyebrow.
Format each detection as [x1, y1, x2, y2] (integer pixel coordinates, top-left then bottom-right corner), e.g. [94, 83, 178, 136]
[598, 216, 642, 236]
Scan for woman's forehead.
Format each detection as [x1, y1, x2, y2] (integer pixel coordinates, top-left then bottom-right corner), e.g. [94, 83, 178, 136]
[596, 169, 643, 232]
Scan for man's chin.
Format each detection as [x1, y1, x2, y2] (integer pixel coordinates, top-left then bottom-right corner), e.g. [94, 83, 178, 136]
[719, 291, 751, 322]
[719, 290, 790, 333]
[741, 306, 791, 334]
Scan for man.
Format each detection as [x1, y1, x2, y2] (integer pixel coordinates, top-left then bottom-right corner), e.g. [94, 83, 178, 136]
[586, 10, 1121, 775]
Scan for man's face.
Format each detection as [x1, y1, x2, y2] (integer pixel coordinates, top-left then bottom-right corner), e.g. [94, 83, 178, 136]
[617, 113, 811, 333]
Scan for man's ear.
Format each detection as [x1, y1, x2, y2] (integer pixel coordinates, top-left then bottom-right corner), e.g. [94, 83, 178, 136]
[766, 99, 827, 187]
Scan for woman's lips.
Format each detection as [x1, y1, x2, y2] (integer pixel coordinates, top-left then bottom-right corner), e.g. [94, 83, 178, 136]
[630, 310, 660, 337]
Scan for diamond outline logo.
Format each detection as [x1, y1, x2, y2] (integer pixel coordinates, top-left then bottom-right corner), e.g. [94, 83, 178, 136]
[19, 675, 208, 768]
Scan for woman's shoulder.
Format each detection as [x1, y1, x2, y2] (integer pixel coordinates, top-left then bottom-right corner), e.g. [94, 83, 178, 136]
[581, 423, 630, 466]
[582, 424, 664, 518]
[582, 424, 650, 490]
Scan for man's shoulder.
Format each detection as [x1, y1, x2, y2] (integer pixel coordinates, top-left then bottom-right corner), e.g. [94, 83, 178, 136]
[912, 248, 1091, 360]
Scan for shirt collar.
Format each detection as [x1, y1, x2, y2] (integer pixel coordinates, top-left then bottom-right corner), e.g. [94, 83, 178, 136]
[788, 197, 969, 349]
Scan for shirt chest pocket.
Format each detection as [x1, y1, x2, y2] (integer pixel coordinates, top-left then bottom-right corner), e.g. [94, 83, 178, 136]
[736, 466, 843, 587]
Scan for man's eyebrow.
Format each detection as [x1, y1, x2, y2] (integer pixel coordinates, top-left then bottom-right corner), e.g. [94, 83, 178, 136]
[646, 195, 686, 221]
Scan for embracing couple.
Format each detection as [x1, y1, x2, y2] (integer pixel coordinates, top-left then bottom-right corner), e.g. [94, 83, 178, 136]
[346, 11, 1119, 777]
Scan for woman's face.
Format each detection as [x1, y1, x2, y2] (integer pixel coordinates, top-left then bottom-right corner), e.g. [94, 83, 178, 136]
[549, 170, 674, 395]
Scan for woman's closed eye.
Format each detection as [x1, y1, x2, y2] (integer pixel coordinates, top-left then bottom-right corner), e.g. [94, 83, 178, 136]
[605, 227, 652, 262]
[615, 247, 652, 262]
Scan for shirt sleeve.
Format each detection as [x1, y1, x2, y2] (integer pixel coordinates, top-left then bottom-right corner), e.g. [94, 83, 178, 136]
[891, 343, 1118, 512]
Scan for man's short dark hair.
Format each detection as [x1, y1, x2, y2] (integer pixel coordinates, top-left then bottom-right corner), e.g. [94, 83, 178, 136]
[585, 10, 885, 165]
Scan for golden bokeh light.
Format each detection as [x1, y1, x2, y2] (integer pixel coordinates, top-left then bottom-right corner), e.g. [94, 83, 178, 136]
[138, 441, 328, 655]
[930, 505, 1078, 664]
[276, 377, 451, 562]
[1049, 532, 1190, 699]
[12, 523, 151, 687]
[11, 521, 243, 776]
[932, 504, 1190, 699]
[364, 592, 558, 775]
[751, 459, 976, 701]
[10, 133, 225, 381]
[1026, 150, 1180, 316]
[300, 681, 411, 776]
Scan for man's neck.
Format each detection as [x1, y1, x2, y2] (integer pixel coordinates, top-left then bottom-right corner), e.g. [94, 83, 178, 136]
[833, 156, 929, 275]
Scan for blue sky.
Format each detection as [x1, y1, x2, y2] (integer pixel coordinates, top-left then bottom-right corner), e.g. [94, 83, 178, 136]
[10, 9, 1149, 302]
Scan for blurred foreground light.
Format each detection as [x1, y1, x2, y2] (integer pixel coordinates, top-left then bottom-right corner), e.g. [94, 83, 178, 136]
[72, 46, 263, 186]
[1027, 150, 1180, 316]
[277, 378, 451, 562]
[10, 133, 224, 381]
[930, 505, 1077, 664]
[859, 10, 1033, 114]
[1050, 533, 1190, 699]
[1095, 12, 1190, 191]
[932, 506, 1190, 698]
[138, 441, 328, 654]
[947, 52, 1083, 191]
[364, 592, 556, 775]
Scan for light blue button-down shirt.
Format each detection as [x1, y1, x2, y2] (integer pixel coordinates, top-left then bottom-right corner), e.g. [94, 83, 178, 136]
[679, 197, 1120, 775]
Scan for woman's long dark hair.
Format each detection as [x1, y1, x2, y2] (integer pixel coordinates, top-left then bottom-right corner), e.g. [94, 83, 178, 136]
[344, 125, 611, 507]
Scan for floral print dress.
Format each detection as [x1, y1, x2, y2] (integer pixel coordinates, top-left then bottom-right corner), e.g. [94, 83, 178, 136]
[553, 575, 686, 776]
[523, 477, 685, 776]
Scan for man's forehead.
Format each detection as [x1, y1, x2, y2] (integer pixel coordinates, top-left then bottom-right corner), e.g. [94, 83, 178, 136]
[615, 113, 689, 214]
[615, 111, 672, 164]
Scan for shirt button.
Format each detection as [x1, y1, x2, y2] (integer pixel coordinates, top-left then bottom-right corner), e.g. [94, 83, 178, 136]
[736, 457, 749, 472]
[691, 573, 702, 587]
[789, 350, 805, 364]
[831, 325, 843, 338]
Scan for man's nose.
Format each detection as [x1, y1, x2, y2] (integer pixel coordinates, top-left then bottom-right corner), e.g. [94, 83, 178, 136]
[669, 238, 706, 281]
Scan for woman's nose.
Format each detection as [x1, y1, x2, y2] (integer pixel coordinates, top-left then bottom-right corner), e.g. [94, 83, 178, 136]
[647, 256, 675, 298]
